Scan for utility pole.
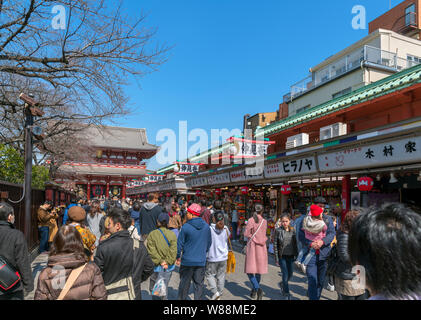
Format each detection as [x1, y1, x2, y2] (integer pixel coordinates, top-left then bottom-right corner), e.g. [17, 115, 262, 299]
[19, 93, 44, 243]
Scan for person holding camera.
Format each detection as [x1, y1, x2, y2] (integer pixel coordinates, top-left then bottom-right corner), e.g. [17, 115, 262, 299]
[0, 202, 34, 300]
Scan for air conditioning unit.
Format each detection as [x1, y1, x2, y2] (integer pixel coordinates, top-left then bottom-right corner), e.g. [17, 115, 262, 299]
[320, 122, 347, 141]
[286, 133, 309, 149]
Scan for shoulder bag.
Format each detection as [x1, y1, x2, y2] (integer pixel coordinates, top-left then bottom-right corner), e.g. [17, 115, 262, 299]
[105, 239, 139, 300]
[0, 255, 21, 291]
[242, 219, 264, 254]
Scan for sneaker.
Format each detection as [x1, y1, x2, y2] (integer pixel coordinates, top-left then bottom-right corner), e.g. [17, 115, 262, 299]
[250, 289, 257, 299]
[300, 264, 307, 274]
[211, 292, 221, 300]
[327, 283, 335, 292]
[286, 294, 292, 301]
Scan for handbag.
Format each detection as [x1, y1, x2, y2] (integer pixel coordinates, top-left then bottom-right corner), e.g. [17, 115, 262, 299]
[57, 263, 87, 300]
[0, 255, 21, 291]
[226, 229, 236, 274]
[326, 244, 340, 276]
[242, 219, 264, 254]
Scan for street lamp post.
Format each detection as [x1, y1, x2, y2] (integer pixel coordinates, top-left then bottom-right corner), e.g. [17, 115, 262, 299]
[19, 93, 44, 243]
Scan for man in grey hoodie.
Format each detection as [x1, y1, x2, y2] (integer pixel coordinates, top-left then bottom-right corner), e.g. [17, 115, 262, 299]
[139, 193, 163, 241]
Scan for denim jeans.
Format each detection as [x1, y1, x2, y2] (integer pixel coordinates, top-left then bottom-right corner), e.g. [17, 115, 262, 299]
[247, 274, 261, 290]
[279, 256, 294, 294]
[306, 254, 328, 300]
[38, 226, 49, 253]
[205, 261, 227, 295]
[178, 265, 206, 300]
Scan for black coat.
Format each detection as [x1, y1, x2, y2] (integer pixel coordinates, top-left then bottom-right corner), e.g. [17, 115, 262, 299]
[94, 230, 154, 300]
[273, 227, 298, 262]
[0, 221, 34, 296]
[334, 231, 356, 280]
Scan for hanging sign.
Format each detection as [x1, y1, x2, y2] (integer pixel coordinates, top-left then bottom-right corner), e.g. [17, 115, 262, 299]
[174, 162, 204, 175]
[281, 185, 292, 195]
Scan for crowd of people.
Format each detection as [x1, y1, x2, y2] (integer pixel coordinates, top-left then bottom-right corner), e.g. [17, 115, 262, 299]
[0, 193, 421, 301]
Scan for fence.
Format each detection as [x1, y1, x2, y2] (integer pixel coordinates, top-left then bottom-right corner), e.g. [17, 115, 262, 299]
[0, 180, 45, 251]
[0, 180, 76, 251]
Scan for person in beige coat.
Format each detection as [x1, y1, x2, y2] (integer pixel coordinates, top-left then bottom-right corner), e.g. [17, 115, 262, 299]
[34, 225, 107, 300]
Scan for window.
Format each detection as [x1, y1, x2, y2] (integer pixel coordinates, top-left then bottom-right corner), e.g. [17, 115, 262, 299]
[407, 54, 421, 67]
[405, 4, 416, 26]
[332, 87, 352, 99]
[296, 105, 310, 115]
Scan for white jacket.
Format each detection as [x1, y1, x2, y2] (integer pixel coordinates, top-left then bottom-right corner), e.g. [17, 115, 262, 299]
[207, 224, 230, 262]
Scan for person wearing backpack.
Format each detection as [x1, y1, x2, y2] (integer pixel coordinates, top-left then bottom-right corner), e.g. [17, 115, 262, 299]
[94, 207, 154, 300]
[34, 225, 107, 300]
[0, 202, 33, 300]
[146, 213, 177, 300]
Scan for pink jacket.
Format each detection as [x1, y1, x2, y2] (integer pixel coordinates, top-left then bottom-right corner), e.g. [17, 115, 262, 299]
[244, 215, 268, 275]
[304, 226, 327, 242]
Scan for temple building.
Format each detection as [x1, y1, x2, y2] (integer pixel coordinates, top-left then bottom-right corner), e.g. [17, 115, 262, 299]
[54, 125, 158, 199]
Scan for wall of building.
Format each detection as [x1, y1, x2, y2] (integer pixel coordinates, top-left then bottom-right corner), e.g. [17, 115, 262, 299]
[369, 0, 421, 39]
[288, 69, 365, 117]
[268, 84, 421, 155]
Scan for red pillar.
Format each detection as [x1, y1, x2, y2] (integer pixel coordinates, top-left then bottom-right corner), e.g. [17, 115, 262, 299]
[87, 182, 91, 200]
[341, 175, 351, 221]
[122, 179, 126, 199]
[106, 183, 110, 199]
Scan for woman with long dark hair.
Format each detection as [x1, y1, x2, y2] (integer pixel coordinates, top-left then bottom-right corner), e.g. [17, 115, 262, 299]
[34, 225, 107, 300]
[274, 213, 298, 300]
[244, 204, 268, 300]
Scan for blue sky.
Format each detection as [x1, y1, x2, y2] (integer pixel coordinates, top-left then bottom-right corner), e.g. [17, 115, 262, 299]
[112, 0, 400, 170]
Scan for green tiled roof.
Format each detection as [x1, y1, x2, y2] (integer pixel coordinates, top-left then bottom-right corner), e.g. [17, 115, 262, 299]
[260, 63, 421, 137]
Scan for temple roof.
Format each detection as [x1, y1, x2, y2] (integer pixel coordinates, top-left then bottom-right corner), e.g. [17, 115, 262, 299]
[85, 125, 158, 153]
[57, 163, 147, 177]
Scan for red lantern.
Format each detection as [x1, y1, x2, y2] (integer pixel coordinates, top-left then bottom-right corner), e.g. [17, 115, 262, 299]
[281, 185, 292, 195]
[357, 177, 374, 192]
[166, 193, 171, 197]
[215, 189, 222, 196]
[241, 186, 249, 195]
[196, 190, 201, 196]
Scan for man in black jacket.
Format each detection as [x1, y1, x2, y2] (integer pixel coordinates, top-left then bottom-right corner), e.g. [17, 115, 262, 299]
[0, 202, 34, 300]
[139, 193, 163, 241]
[94, 207, 154, 300]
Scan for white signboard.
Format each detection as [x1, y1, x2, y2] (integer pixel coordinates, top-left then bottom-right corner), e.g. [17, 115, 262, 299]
[230, 168, 264, 183]
[190, 176, 208, 187]
[230, 170, 247, 183]
[318, 136, 421, 172]
[232, 141, 269, 158]
[208, 172, 231, 185]
[264, 157, 317, 178]
[176, 163, 200, 174]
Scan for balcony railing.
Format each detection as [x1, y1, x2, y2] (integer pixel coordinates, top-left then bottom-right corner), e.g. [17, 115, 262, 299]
[283, 45, 420, 103]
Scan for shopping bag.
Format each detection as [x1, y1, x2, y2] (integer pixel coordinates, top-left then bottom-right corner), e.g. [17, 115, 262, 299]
[226, 251, 236, 274]
[151, 272, 170, 297]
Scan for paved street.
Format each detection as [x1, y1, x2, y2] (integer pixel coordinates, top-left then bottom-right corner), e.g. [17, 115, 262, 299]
[28, 242, 337, 301]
